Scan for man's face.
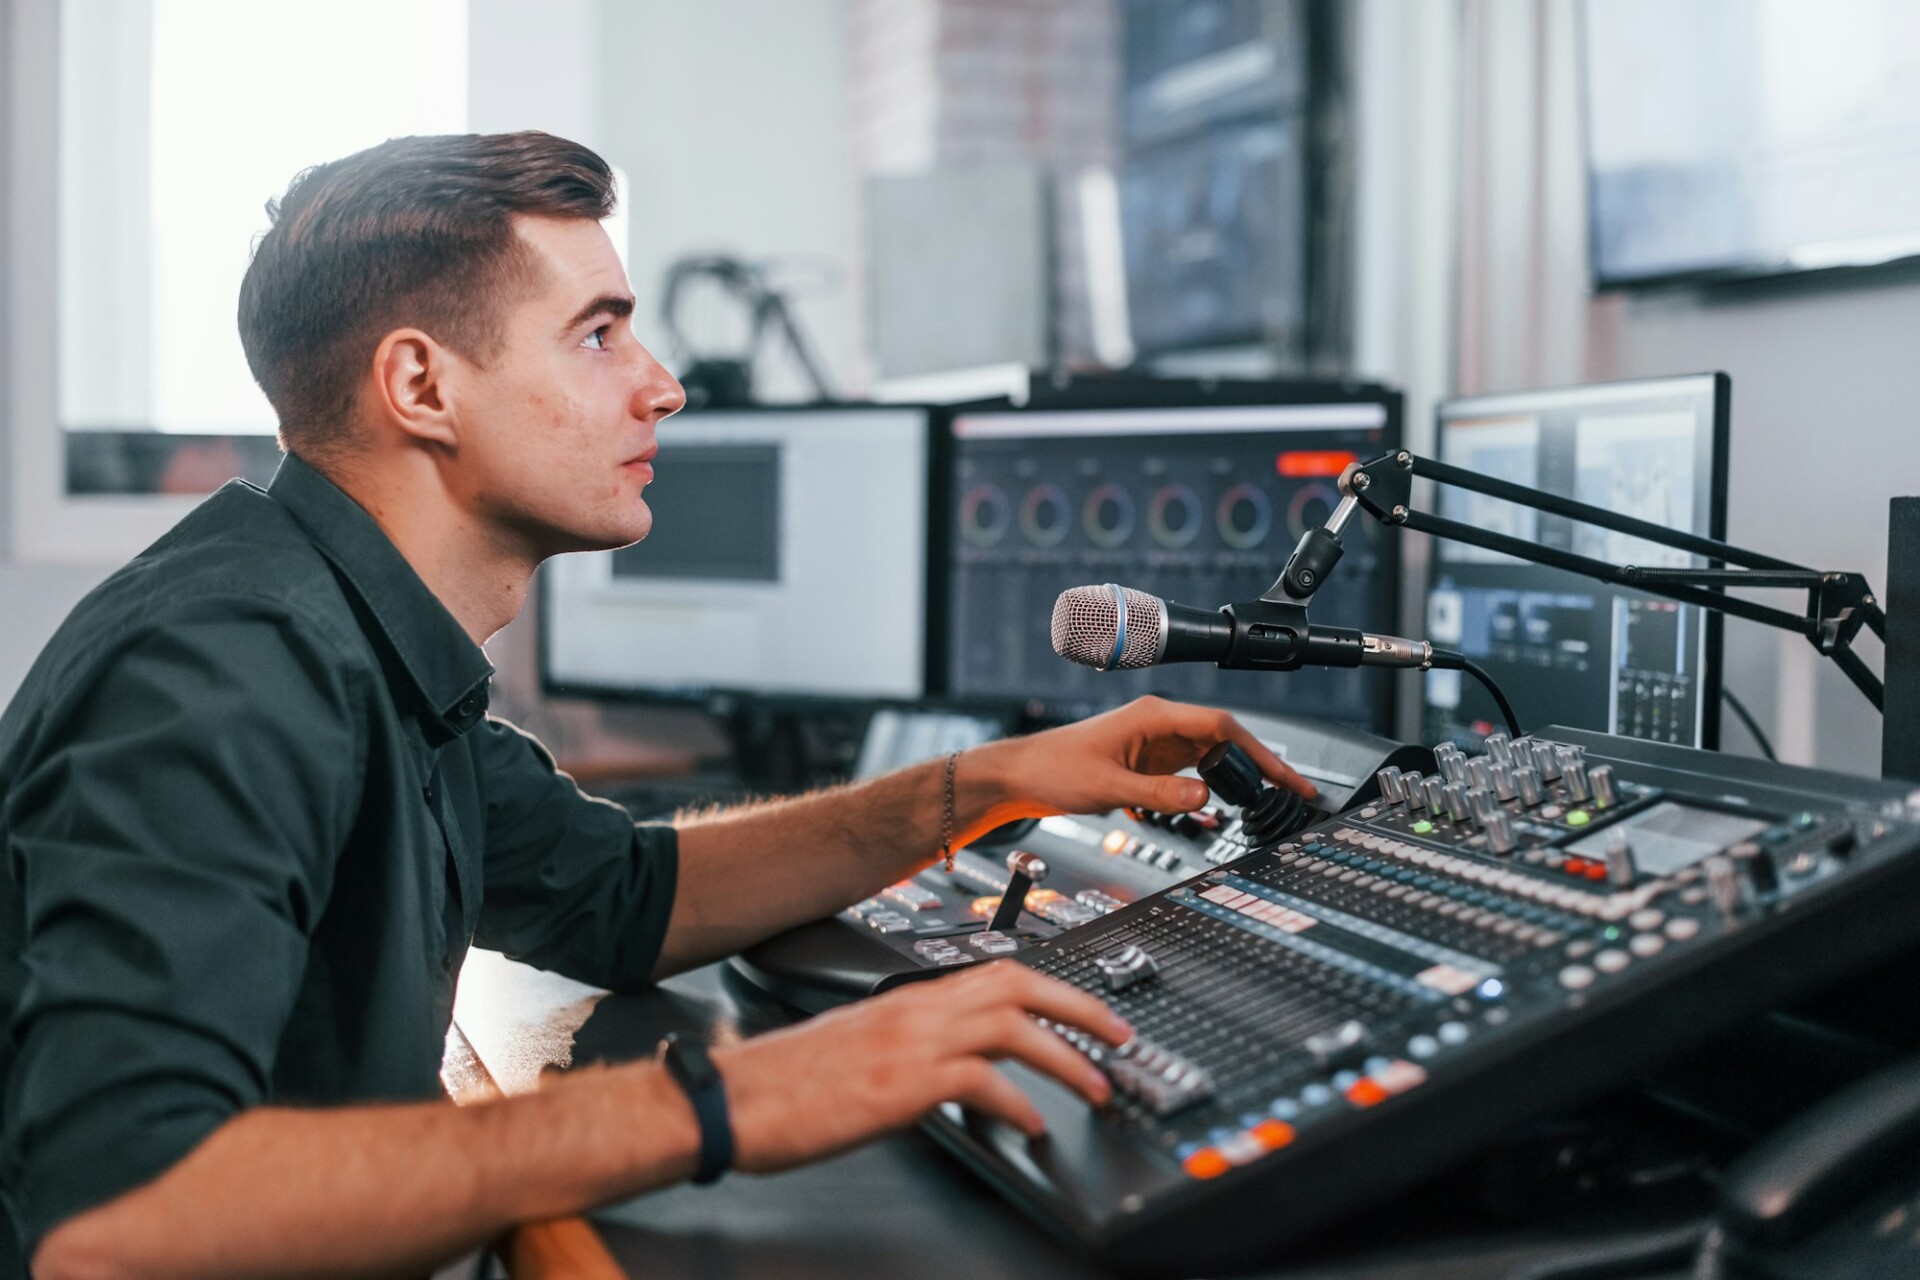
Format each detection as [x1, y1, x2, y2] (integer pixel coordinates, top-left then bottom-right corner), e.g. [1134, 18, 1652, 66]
[452, 215, 684, 559]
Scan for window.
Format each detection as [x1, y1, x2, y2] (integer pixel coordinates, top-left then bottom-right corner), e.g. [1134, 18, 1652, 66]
[56, 0, 468, 492]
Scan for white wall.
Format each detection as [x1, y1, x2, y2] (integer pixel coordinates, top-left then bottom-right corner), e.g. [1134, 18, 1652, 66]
[594, 0, 861, 399]
[1603, 281, 1920, 776]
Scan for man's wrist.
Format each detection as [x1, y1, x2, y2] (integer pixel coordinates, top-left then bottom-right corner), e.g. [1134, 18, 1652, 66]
[952, 739, 1033, 843]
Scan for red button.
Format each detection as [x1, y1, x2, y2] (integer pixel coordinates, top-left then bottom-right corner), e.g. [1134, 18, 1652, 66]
[1564, 858, 1589, 876]
[1345, 1078, 1389, 1108]
[1249, 1120, 1296, 1151]
[1183, 1148, 1231, 1179]
[1584, 863, 1608, 881]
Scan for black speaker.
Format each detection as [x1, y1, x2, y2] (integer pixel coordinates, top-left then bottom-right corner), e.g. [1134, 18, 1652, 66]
[1885, 497, 1920, 782]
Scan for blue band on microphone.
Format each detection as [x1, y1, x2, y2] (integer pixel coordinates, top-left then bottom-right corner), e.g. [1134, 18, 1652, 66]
[1106, 583, 1126, 671]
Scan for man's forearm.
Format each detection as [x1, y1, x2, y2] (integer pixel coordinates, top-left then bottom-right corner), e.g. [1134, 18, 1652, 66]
[660, 744, 1037, 975]
[33, 1061, 699, 1280]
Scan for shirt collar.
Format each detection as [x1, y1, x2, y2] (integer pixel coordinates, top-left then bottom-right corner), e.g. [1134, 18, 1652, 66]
[267, 452, 494, 741]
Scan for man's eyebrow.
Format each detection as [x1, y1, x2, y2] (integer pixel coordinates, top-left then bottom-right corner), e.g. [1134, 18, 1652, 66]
[563, 293, 635, 332]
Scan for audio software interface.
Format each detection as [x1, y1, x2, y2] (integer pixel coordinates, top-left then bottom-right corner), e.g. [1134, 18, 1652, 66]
[736, 727, 1920, 1276]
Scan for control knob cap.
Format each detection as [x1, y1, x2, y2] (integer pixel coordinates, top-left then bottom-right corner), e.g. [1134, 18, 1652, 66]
[1375, 766, 1408, 806]
[1489, 761, 1519, 802]
[1484, 732, 1514, 765]
[1564, 760, 1592, 804]
[1467, 758, 1494, 792]
[1589, 764, 1617, 807]
[1421, 776, 1447, 817]
[1443, 782, 1472, 825]
[1604, 831, 1636, 887]
[1466, 787, 1499, 828]
[1514, 768, 1545, 808]
[1484, 810, 1516, 855]
[1197, 742, 1263, 809]
[1535, 745, 1564, 782]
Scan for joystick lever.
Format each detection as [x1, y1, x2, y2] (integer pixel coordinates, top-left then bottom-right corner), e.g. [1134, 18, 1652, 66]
[1198, 742, 1317, 848]
[989, 850, 1048, 933]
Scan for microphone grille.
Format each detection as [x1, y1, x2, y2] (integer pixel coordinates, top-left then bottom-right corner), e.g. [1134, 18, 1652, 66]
[1050, 585, 1163, 670]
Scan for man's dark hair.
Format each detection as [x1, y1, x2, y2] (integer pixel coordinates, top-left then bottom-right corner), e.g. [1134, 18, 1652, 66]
[238, 131, 616, 456]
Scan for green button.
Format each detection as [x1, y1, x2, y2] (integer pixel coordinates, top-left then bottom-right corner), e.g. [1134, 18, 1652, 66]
[1567, 810, 1592, 827]
[1412, 819, 1435, 835]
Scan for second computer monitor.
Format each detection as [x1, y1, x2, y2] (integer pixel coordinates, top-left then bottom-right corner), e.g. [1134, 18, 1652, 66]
[1422, 373, 1730, 749]
[944, 389, 1402, 730]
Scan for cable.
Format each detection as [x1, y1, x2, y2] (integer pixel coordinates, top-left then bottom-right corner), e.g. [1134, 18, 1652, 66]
[1460, 657, 1524, 739]
[1722, 689, 1778, 762]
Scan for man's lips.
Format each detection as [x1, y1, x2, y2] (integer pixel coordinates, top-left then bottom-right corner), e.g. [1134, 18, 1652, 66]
[623, 450, 656, 479]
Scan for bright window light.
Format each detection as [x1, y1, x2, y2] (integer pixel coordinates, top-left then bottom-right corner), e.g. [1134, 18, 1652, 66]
[58, 0, 470, 435]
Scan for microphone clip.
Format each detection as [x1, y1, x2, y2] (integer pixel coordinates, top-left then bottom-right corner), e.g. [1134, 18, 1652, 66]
[1217, 598, 1364, 672]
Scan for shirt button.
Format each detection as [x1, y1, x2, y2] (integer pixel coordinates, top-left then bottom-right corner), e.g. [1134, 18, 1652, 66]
[456, 697, 480, 718]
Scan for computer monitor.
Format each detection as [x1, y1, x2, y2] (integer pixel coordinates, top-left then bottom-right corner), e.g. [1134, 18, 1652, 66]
[1421, 373, 1730, 749]
[541, 405, 934, 704]
[942, 385, 1403, 730]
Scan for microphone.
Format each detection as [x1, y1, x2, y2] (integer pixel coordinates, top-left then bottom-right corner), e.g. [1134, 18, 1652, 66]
[1050, 583, 1454, 673]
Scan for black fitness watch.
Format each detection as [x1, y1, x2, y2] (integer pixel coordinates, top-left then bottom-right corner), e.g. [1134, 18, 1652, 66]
[660, 1031, 734, 1185]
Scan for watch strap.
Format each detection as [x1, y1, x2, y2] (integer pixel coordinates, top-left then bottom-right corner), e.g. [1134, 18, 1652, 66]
[661, 1032, 734, 1184]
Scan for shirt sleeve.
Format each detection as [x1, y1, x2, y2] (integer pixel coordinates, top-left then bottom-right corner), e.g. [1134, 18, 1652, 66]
[471, 718, 678, 991]
[1, 599, 363, 1250]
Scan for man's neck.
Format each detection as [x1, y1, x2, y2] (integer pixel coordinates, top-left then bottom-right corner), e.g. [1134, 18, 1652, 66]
[321, 455, 536, 646]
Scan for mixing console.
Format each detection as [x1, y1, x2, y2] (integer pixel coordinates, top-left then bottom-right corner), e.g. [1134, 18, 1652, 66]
[738, 724, 1920, 1276]
[735, 712, 1430, 1012]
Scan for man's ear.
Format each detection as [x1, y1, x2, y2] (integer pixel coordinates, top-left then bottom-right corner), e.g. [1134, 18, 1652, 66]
[370, 328, 462, 449]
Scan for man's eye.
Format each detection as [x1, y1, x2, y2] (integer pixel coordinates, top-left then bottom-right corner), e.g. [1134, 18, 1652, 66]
[583, 326, 609, 350]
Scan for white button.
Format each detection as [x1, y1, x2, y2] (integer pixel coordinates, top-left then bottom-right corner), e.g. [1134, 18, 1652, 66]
[1594, 949, 1630, 973]
[1665, 917, 1702, 941]
[1629, 909, 1665, 931]
[1558, 965, 1596, 990]
[1629, 933, 1665, 958]
[1437, 1021, 1470, 1045]
[1407, 1035, 1440, 1059]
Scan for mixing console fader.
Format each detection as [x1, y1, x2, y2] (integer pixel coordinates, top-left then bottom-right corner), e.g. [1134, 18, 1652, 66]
[906, 728, 1920, 1277]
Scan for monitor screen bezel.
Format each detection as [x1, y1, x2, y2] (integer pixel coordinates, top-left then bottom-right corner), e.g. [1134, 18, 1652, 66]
[934, 379, 1406, 732]
[1423, 371, 1731, 750]
[536, 401, 948, 714]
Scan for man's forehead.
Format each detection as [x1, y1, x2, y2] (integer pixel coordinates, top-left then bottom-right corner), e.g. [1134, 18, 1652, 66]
[512, 214, 630, 310]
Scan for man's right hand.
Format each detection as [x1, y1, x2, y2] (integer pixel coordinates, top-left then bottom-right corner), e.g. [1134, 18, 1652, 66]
[711, 962, 1130, 1174]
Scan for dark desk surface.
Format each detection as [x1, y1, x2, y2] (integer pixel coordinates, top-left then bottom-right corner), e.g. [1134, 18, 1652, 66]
[452, 951, 1694, 1280]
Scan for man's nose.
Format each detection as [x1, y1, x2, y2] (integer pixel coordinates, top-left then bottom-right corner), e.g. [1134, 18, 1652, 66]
[633, 347, 687, 421]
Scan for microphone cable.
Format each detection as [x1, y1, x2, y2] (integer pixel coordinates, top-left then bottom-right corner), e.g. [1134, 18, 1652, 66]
[1459, 656, 1524, 740]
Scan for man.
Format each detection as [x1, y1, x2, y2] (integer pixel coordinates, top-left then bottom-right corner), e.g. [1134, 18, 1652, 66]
[0, 132, 1310, 1277]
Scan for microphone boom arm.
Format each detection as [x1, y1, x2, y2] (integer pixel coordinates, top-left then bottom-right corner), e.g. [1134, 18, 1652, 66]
[1315, 449, 1886, 712]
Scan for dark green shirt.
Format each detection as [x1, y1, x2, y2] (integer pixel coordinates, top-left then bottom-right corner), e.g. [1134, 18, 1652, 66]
[0, 453, 678, 1263]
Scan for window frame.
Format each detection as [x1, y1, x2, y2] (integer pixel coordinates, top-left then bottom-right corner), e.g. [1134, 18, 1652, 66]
[6, 0, 203, 564]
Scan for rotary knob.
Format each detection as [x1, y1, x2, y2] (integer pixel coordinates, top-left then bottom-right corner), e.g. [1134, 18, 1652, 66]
[1589, 764, 1618, 808]
[1375, 766, 1409, 806]
[1197, 742, 1262, 809]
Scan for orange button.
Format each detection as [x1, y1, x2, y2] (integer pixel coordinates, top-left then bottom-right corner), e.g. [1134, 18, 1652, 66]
[1183, 1147, 1231, 1179]
[1249, 1120, 1296, 1151]
[1345, 1078, 1390, 1108]
[1584, 863, 1608, 881]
